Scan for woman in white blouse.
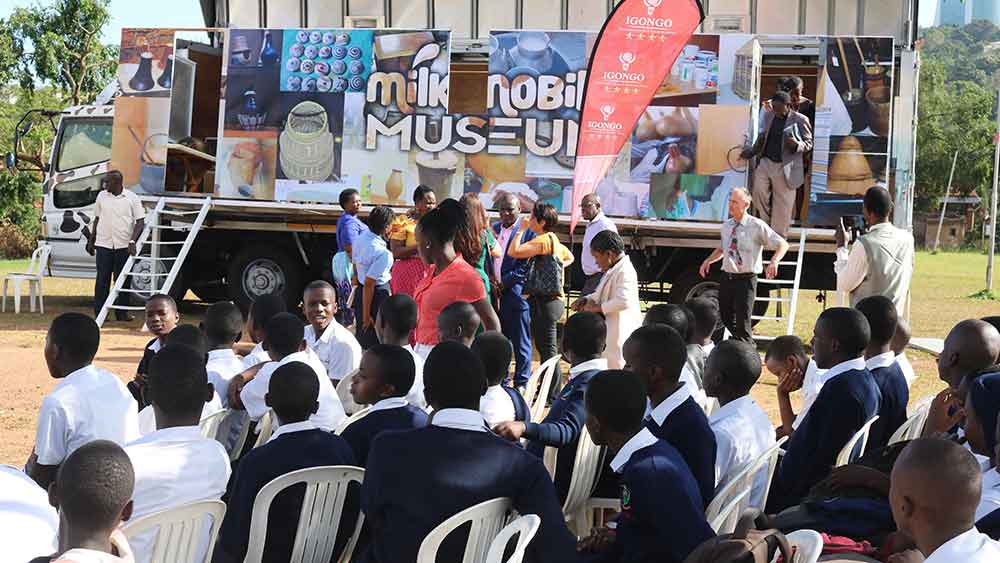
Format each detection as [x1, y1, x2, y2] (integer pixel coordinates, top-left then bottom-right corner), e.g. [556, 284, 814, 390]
[571, 230, 641, 369]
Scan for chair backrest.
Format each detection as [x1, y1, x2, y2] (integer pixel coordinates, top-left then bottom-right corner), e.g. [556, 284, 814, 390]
[560, 426, 606, 516]
[198, 409, 228, 440]
[527, 356, 562, 423]
[121, 500, 226, 563]
[753, 436, 788, 511]
[417, 497, 514, 563]
[484, 514, 541, 563]
[778, 529, 824, 563]
[335, 406, 372, 435]
[253, 411, 274, 449]
[26, 244, 52, 276]
[227, 411, 252, 462]
[521, 355, 560, 406]
[336, 369, 364, 415]
[706, 461, 757, 534]
[891, 400, 933, 445]
[835, 415, 880, 467]
[244, 465, 366, 563]
[708, 488, 752, 534]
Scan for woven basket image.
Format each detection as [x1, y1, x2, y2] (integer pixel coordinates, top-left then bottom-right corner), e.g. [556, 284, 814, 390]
[279, 100, 335, 181]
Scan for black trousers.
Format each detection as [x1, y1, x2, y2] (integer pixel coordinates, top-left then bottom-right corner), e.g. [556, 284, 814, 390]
[719, 272, 756, 343]
[530, 295, 564, 395]
[94, 246, 131, 320]
[354, 283, 390, 350]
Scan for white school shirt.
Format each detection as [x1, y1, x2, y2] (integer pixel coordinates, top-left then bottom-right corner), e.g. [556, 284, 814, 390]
[647, 383, 694, 426]
[207, 349, 246, 408]
[976, 467, 1000, 523]
[34, 365, 140, 465]
[136, 396, 224, 435]
[866, 351, 896, 371]
[432, 408, 489, 432]
[681, 364, 710, 411]
[481, 385, 517, 427]
[710, 396, 777, 507]
[305, 322, 363, 381]
[402, 344, 427, 409]
[124, 426, 230, 563]
[242, 342, 272, 369]
[52, 530, 135, 563]
[240, 350, 346, 431]
[896, 352, 917, 387]
[582, 212, 618, 276]
[0, 466, 58, 562]
[609, 427, 659, 473]
[792, 359, 830, 431]
[924, 527, 1000, 563]
[266, 419, 317, 444]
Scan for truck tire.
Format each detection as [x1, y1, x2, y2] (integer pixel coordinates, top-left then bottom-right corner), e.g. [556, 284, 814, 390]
[667, 266, 769, 341]
[128, 253, 187, 304]
[227, 245, 304, 312]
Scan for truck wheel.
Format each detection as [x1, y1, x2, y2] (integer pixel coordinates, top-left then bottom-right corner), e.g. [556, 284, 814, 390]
[667, 266, 769, 341]
[227, 245, 303, 311]
[129, 254, 187, 304]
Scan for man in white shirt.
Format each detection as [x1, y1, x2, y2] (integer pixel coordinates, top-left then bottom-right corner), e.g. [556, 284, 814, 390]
[889, 438, 1000, 563]
[580, 193, 618, 295]
[375, 294, 426, 408]
[0, 466, 58, 562]
[239, 313, 346, 431]
[703, 340, 776, 507]
[303, 281, 362, 381]
[27, 313, 140, 489]
[86, 170, 145, 321]
[124, 345, 231, 563]
[835, 186, 914, 315]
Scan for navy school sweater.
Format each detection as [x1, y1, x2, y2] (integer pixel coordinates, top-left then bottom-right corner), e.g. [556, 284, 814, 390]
[643, 395, 718, 507]
[867, 362, 909, 451]
[340, 403, 429, 467]
[359, 425, 577, 563]
[768, 367, 881, 512]
[504, 385, 531, 423]
[215, 428, 358, 563]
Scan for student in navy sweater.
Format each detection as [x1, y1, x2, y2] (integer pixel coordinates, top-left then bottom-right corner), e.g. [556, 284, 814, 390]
[578, 370, 715, 563]
[474, 331, 530, 426]
[494, 312, 608, 502]
[214, 362, 357, 563]
[623, 324, 717, 507]
[342, 344, 428, 466]
[360, 342, 576, 563]
[767, 307, 881, 513]
[437, 300, 481, 347]
[856, 295, 909, 450]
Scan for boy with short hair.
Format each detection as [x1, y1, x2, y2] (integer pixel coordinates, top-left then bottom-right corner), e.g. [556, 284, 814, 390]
[642, 304, 707, 408]
[624, 324, 717, 506]
[303, 280, 362, 382]
[494, 312, 606, 502]
[857, 295, 909, 451]
[239, 313, 346, 431]
[474, 331, 529, 427]
[27, 313, 139, 490]
[578, 370, 714, 563]
[342, 344, 429, 465]
[375, 294, 426, 409]
[703, 340, 776, 507]
[766, 334, 824, 438]
[125, 344, 231, 563]
[130, 293, 179, 406]
[215, 362, 357, 563]
[202, 301, 246, 407]
[686, 297, 720, 357]
[438, 301, 481, 348]
[30, 440, 136, 563]
[242, 293, 287, 369]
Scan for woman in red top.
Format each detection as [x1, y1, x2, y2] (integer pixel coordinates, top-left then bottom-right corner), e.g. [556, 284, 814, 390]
[412, 199, 501, 359]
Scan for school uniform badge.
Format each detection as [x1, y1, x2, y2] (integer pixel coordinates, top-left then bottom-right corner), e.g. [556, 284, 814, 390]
[620, 483, 632, 512]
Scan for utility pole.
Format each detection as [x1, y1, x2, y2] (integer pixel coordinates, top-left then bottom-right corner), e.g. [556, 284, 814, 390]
[933, 150, 959, 252]
[989, 74, 1000, 290]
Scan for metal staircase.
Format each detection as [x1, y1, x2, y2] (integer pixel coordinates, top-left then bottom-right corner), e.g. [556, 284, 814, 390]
[95, 197, 211, 327]
[752, 229, 807, 337]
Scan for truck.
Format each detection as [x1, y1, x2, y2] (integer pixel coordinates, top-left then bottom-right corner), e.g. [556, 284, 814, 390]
[6, 0, 921, 330]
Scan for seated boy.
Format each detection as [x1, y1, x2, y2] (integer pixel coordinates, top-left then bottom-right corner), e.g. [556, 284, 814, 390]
[214, 362, 357, 563]
[889, 438, 1000, 562]
[124, 344, 231, 563]
[857, 295, 909, 451]
[438, 301, 481, 348]
[494, 312, 607, 502]
[238, 313, 346, 431]
[892, 317, 917, 386]
[360, 342, 576, 563]
[202, 301, 246, 407]
[342, 344, 428, 466]
[242, 293, 287, 369]
[375, 294, 426, 409]
[130, 293, 179, 406]
[766, 335, 825, 438]
[703, 340, 776, 507]
[624, 324, 717, 506]
[642, 304, 707, 408]
[577, 370, 714, 563]
[303, 280, 362, 382]
[768, 308, 880, 512]
[686, 297, 720, 357]
[474, 331, 530, 427]
[27, 313, 139, 490]
[28, 440, 136, 563]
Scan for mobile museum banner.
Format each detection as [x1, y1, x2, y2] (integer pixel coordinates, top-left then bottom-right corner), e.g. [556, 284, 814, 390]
[570, 0, 704, 232]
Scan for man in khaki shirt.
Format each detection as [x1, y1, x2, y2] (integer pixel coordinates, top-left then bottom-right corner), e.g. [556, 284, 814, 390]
[86, 171, 145, 321]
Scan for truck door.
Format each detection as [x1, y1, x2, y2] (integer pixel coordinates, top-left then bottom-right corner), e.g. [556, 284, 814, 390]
[745, 38, 763, 193]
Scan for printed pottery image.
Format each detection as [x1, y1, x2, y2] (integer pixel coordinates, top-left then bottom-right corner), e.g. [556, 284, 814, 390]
[385, 169, 404, 202]
[117, 29, 175, 96]
[827, 136, 874, 195]
[279, 100, 335, 181]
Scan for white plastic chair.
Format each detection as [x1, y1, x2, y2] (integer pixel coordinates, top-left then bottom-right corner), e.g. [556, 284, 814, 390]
[121, 499, 226, 563]
[484, 514, 541, 563]
[706, 461, 757, 534]
[336, 369, 364, 415]
[708, 488, 752, 534]
[754, 436, 788, 511]
[526, 356, 562, 423]
[889, 403, 932, 445]
[2, 244, 51, 314]
[780, 529, 824, 563]
[252, 410, 275, 449]
[244, 465, 366, 563]
[198, 409, 228, 440]
[416, 497, 513, 563]
[582, 497, 621, 531]
[835, 415, 880, 467]
[552, 427, 606, 536]
[334, 406, 372, 435]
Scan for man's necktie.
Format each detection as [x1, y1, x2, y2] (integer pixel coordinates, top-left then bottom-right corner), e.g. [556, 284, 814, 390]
[728, 224, 743, 269]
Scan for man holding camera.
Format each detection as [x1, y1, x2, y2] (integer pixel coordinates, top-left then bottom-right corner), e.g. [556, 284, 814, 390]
[87, 170, 145, 321]
[835, 186, 914, 314]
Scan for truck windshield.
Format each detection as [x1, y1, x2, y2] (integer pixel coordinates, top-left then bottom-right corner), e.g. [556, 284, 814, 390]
[55, 118, 113, 172]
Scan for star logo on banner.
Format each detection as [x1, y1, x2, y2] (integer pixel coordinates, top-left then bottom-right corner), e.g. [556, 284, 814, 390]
[626, 32, 633, 40]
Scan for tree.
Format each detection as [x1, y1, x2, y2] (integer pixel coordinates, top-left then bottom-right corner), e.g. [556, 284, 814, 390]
[3, 0, 118, 107]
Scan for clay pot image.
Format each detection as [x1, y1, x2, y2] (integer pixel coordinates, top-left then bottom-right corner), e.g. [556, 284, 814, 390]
[385, 169, 404, 202]
[827, 136, 874, 195]
[866, 86, 891, 137]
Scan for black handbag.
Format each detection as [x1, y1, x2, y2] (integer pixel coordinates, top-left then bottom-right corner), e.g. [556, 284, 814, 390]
[524, 233, 564, 298]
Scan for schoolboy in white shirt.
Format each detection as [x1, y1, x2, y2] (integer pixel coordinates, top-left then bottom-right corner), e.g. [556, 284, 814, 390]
[474, 331, 529, 427]
[203, 301, 246, 406]
[241, 294, 287, 370]
[27, 313, 139, 490]
[374, 294, 427, 409]
[302, 280, 362, 382]
[1, 465, 58, 562]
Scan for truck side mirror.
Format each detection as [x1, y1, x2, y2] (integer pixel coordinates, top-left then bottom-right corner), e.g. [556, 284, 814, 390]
[4, 152, 15, 170]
